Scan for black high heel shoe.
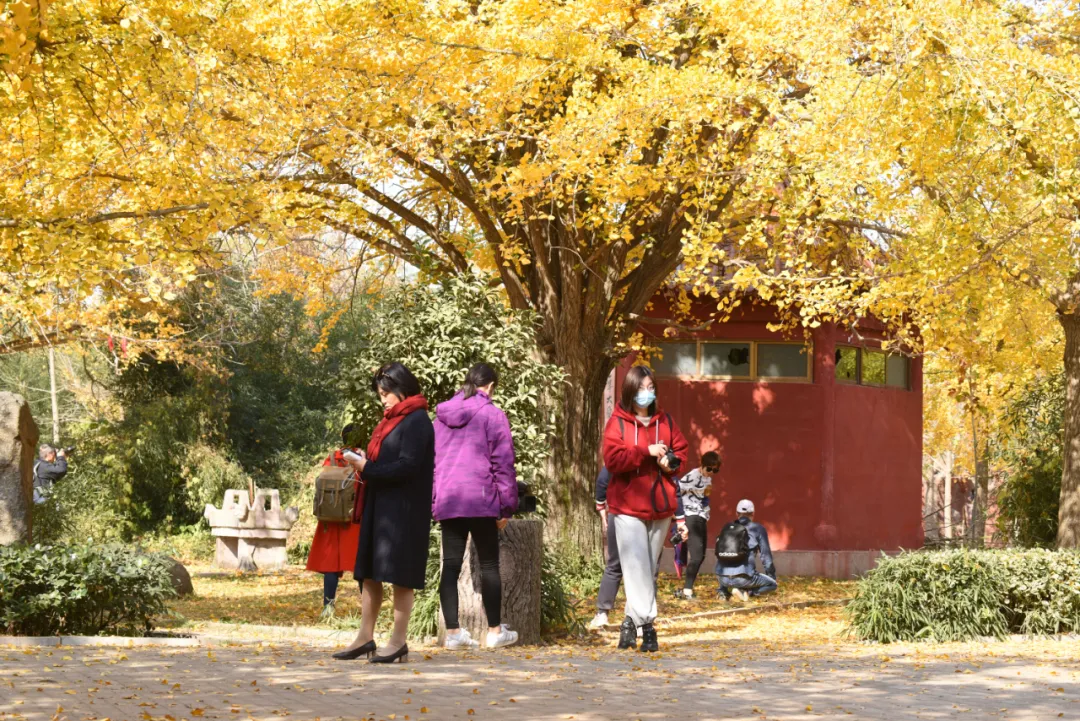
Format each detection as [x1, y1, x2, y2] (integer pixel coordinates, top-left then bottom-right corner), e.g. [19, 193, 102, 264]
[370, 643, 409, 664]
[332, 640, 376, 660]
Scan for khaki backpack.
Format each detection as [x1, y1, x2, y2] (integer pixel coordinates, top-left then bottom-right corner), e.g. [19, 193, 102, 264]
[313, 465, 358, 523]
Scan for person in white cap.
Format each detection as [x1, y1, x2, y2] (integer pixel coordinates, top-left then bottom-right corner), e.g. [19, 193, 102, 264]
[714, 499, 777, 602]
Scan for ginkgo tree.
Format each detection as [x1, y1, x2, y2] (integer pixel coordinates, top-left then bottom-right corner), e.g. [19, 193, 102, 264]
[0, 0, 330, 362]
[232, 0, 959, 547]
[13, 0, 1075, 549]
[730, 1, 1080, 547]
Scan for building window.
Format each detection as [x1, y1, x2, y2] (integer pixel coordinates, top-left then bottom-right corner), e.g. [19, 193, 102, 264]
[701, 342, 751, 378]
[653, 340, 810, 381]
[886, 354, 911, 389]
[757, 343, 811, 379]
[835, 345, 911, 390]
[653, 342, 698, 377]
[835, 346, 858, 382]
[863, 350, 887, 386]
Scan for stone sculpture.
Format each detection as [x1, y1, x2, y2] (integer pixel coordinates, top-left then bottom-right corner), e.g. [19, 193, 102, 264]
[204, 489, 299, 571]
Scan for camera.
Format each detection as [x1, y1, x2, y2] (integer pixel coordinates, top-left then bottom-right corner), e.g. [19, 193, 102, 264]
[60, 446, 75, 454]
[517, 482, 538, 514]
[663, 449, 681, 472]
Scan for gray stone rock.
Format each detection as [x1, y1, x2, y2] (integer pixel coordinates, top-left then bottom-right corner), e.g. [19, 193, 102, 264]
[0, 392, 39, 545]
[167, 557, 195, 597]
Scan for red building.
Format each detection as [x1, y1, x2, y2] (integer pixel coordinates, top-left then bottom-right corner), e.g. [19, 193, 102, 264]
[607, 297, 924, 578]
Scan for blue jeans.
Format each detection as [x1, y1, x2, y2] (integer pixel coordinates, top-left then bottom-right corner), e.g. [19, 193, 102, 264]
[718, 572, 777, 599]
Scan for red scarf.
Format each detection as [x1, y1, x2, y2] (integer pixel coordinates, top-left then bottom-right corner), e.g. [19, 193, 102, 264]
[366, 394, 429, 461]
[352, 394, 428, 522]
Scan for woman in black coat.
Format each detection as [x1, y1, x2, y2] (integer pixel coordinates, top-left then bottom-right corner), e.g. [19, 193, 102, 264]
[333, 362, 434, 664]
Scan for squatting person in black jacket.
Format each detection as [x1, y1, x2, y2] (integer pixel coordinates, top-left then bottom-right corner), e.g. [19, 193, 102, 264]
[715, 499, 778, 602]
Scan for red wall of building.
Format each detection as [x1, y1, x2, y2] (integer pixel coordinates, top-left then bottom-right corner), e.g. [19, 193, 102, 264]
[614, 300, 924, 552]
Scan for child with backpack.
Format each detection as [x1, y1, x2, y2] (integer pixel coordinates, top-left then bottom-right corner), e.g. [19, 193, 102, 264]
[715, 499, 778, 602]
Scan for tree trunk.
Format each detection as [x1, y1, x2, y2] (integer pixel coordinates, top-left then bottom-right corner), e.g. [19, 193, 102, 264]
[943, 453, 953, 541]
[1057, 311, 1080, 548]
[438, 518, 543, 645]
[47, 347, 60, 444]
[543, 356, 613, 558]
[970, 458, 989, 547]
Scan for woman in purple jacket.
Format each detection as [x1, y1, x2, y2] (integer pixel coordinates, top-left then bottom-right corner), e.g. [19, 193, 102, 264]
[433, 363, 519, 649]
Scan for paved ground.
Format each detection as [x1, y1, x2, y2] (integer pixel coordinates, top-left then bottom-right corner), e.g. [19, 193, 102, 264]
[2, 631, 1079, 721]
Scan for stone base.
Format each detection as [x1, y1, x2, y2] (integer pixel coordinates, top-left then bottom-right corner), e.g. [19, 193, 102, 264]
[214, 536, 289, 571]
[658, 548, 901, 580]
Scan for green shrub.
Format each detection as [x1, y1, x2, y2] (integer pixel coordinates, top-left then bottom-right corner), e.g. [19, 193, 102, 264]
[846, 549, 1080, 642]
[998, 550, 1080, 635]
[994, 373, 1065, 547]
[341, 275, 564, 500]
[407, 527, 444, 640]
[139, 524, 217, 566]
[182, 444, 253, 517]
[0, 542, 177, 636]
[540, 544, 603, 634]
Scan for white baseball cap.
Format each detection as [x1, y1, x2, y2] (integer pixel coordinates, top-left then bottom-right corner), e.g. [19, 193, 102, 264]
[736, 499, 755, 514]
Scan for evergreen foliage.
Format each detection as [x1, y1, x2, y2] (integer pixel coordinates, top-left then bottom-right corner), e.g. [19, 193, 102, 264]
[341, 275, 563, 495]
[0, 542, 176, 636]
[847, 549, 1080, 643]
[995, 373, 1066, 547]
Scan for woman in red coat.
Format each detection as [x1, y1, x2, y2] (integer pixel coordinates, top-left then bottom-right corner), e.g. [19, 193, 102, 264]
[602, 365, 688, 653]
[306, 424, 362, 608]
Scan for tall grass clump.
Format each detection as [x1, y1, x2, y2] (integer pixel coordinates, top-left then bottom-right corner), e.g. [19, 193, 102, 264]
[847, 549, 1080, 643]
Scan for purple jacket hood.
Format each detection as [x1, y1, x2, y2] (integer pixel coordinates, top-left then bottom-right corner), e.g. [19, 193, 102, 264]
[436, 392, 489, 429]
[432, 391, 518, 521]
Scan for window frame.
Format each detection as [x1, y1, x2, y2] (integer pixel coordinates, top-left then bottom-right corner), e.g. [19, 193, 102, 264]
[652, 339, 813, 383]
[835, 345, 912, 390]
[834, 344, 861, 385]
[698, 341, 754, 381]
[753, 340, 814, 383]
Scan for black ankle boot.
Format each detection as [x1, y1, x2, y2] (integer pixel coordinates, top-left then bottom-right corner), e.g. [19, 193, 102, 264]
[639, 623, 658, 653]
[617, 617, 637, 650]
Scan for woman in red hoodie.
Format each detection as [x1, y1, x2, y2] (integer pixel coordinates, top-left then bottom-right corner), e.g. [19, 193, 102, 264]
[602, 365, 688, 652]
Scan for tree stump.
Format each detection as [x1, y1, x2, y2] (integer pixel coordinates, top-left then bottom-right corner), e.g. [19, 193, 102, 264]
[438, 518, 543, 645]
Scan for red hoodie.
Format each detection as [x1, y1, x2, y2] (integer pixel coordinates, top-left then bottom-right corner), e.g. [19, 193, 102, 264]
[602, 404, 689, 521]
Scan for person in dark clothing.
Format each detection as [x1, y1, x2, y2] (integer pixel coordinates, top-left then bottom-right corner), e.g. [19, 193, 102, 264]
[590, 466, 621, 628]
[332, 363, 434, 664]
[716, 499, 778, 602]
[33, 445, 68, 504]
[676, 450, 721, 599]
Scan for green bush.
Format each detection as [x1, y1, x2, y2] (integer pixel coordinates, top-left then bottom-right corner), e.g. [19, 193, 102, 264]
[846, 549, 1080, 642]
[182, 443, 253, 516]
[994, 373, 1064, 547]
[540, 544, 603, 634]
[0, 542, 177, 636]
[342, 275, 564, 498]
[407, 527, 444, 640]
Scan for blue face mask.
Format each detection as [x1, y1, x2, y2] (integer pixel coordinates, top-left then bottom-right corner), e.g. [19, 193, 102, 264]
[634, 389, 656, 408]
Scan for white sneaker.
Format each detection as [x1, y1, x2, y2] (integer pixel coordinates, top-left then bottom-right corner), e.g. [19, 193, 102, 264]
[486, 624, 519, 649]
[589, 612, 609, 629]
[682, 589, 694, 599]
[445, 629, 480, 649]
[732, 588, 750, 603]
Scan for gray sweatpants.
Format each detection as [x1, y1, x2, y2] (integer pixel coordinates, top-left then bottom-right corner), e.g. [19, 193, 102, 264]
[612, 514, 670, 626]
